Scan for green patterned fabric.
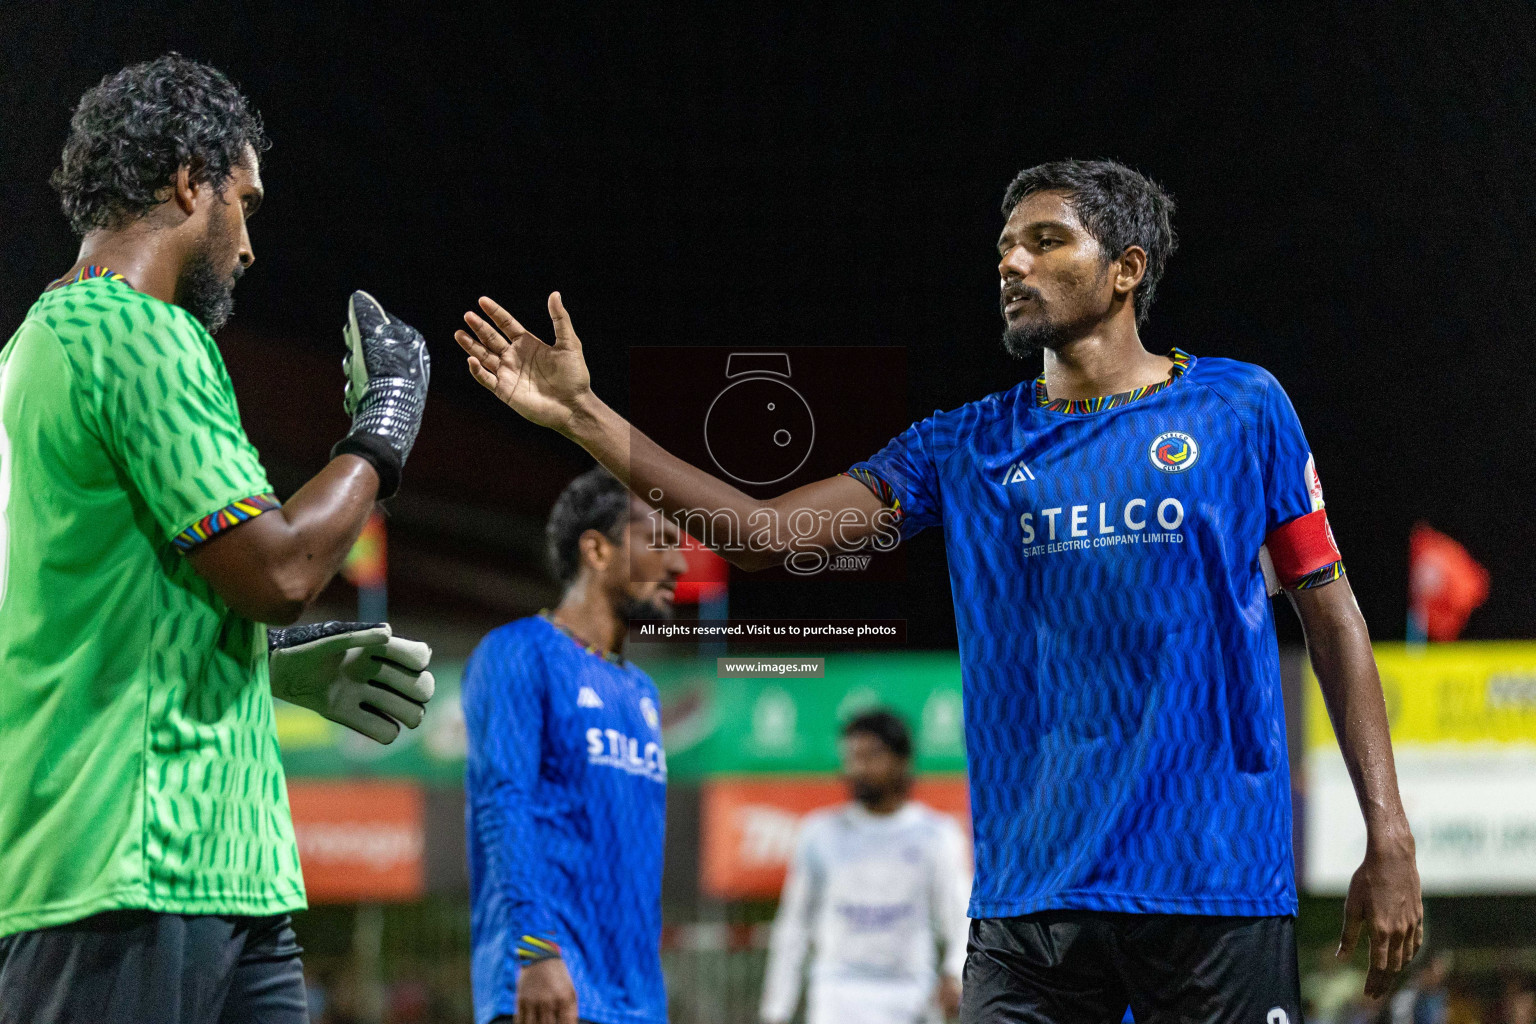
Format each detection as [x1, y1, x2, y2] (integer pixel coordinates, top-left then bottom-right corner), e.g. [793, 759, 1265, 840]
[0, 275, 306, 937]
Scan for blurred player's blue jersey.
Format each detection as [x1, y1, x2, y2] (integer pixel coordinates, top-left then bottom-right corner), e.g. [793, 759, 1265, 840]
[850, 352, 1327, 919]
[464, 615, 668, 1024]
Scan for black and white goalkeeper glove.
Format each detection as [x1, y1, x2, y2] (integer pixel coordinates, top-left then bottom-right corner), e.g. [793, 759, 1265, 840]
[267, 622, 434, 745]
[331, 291, 430, 499]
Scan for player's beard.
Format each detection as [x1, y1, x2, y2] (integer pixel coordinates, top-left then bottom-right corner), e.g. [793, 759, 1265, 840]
[619, 590, 676, 623]
[176, 212, 241, 333]
[849, 773, 911, 809]
[1000, 290, 1088, 360]
[1000, 265, 1112, 360]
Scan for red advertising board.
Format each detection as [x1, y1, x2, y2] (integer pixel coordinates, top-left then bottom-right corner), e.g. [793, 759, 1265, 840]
[701, 775, 970, 899]
[286, 780, 426, 903]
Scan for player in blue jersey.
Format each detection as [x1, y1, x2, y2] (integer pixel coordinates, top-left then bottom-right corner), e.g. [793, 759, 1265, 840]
[464, 467, 687, 1024]
[456, 159, 1423, 1022]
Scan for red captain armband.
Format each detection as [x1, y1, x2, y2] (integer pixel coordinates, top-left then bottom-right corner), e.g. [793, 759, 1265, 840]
[1264, 509, 1343, 587]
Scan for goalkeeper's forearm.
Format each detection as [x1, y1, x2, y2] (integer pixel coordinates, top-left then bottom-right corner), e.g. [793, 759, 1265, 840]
[563, 392, 885, 571]
[187, 456, 380, 624]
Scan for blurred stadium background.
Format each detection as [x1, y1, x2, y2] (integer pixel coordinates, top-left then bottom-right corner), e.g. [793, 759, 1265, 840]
[5, 4, 1535, 1023]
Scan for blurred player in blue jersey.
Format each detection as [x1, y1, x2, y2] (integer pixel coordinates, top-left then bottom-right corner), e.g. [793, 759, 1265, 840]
[457, 159, 1423, 1022]
[464, 467, 687, 1024]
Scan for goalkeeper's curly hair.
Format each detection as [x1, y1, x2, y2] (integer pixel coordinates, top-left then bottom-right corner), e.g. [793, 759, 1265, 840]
[51, 53, 268, 236]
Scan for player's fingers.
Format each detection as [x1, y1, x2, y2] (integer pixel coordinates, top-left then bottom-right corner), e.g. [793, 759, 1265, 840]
[479, 296, 543, 347]
[1363, 964, 1390, 1000]
[463, 310, 514, 354]
[335, 703, 401, 745]
[453, 328, 492, 361]
[558, 991, 579, 1024]
[466, 356, 502, 392]
[306, 624, 391, 654]
[547, 291, 580, 351]
[1376, 927, 1400, 976]
[377, 634, 432, 672]
[360, 684, 425, 730]
[1382, 920, 1406, 973]
[1409, 917, 1425, 960]
[368, 661, 435, 705]
[1337, 898, 1364, 958]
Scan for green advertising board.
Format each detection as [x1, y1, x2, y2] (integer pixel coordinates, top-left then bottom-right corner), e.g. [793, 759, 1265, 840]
[276, 651, 966, 781]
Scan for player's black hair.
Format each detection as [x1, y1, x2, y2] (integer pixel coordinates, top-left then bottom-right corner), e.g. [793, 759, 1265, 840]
[841, 708, 913, 760]
[1001, 159, 1177, 327]
[546, 467, 633, 587]
[51, 54, 269, 235]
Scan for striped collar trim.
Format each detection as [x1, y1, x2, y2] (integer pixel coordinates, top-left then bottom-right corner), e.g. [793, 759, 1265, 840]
[46, 265, 129, 291]
[539, 610, 626, 665]
[1034, 349, 1192, 414]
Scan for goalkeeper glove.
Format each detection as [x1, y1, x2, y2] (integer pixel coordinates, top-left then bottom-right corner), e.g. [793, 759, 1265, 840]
[268, 622, 435, 744]
[331, 290, 430, 498]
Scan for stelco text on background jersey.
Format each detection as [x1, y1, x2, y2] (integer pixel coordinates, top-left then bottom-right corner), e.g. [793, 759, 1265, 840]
[760, 802, 972, 1024]
[464, 615, 669, 1024]
[846, 351, 1343, 919]
[0, 272, 304, 937]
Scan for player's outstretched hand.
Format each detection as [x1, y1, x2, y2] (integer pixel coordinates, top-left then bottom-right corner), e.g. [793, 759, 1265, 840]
[455, 293, 593, 436]
[267, 622, 435, 745]
[333, 290, 431, 498]
[1337, 828, 1423, 998]
[516, 956, 579, 1024]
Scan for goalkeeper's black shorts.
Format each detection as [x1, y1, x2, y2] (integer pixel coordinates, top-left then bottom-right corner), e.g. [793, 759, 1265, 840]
[0, 910, 306, 1024]
[961, 910, 1301, 1024]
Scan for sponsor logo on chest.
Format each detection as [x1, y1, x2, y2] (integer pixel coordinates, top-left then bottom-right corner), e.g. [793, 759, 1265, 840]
[575, 683, 666, 782]
[1004, 427, 1204, 559]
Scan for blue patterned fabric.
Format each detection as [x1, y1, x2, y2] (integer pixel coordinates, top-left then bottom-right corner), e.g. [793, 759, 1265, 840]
[848, 354, 1325, 919]
[464, 616, 668, 1024]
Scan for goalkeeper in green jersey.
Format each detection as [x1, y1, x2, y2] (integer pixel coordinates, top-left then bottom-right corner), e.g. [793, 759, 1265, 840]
[0, 56, 434, 1023]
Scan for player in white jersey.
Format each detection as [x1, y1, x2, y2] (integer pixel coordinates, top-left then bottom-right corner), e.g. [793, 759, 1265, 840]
[761, 710, 972, 1024]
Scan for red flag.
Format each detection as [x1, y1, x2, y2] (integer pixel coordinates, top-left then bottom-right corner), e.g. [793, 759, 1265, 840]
[1409, 522, 1489, 641]
[673, 533, 728, 605]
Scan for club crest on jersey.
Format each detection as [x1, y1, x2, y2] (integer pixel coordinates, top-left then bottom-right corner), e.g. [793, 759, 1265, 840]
[1149, 431, 1199, 473]
[640, 696, 660, 731]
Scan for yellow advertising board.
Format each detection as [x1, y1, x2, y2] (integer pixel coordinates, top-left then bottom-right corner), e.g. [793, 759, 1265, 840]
[1305, 643, 1536, 894]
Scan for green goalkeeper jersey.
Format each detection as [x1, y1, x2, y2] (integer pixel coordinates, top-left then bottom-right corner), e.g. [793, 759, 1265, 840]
[0, 272, 306, 936]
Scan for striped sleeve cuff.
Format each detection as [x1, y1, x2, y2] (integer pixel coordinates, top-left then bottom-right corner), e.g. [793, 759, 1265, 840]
[1294, 560, 1346, 590]
[172, 492, 281, 552]
[515, 934, 562, 963]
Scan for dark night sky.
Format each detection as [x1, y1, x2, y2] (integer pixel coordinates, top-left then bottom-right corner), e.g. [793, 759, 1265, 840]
[3, 3, 1533, 645]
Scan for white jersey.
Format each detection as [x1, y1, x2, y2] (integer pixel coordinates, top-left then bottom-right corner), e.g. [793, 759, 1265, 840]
[759, 801, 972, 1024]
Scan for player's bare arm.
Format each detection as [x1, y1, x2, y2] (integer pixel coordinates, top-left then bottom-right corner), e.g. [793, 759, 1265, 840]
[189, 455, 378, 623]
[455, 293, 883, 571]
[1289, 577, 1423, 998]
[193, 290, 429, 624]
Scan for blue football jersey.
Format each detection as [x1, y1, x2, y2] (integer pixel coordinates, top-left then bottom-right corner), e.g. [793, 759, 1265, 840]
[464, 615, 668, 1024]
[849, 352, 1330, 918]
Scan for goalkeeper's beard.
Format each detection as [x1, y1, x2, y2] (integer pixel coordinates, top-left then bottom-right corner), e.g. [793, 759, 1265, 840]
[177, 215, 241, 334]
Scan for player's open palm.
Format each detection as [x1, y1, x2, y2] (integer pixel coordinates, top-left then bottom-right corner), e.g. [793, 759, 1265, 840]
[456, 292, 592, 434]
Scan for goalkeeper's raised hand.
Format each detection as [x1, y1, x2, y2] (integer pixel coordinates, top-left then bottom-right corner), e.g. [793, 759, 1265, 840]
[268, 622, 434, 744]
[332, 291, 430, 498]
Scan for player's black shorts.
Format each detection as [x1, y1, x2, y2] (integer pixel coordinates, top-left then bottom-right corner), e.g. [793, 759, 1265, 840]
[961, 911, 1301, 1024]
[0, 910, 307, 1024]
